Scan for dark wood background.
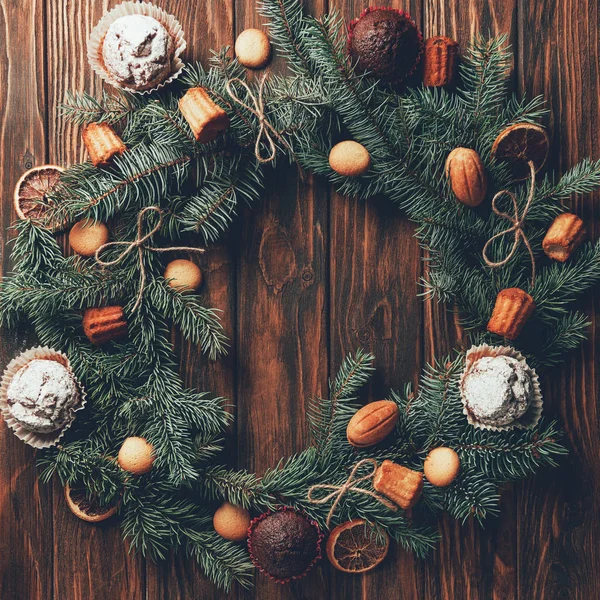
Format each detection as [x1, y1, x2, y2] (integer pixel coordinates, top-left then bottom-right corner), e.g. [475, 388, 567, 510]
[1, 0, 598, 599]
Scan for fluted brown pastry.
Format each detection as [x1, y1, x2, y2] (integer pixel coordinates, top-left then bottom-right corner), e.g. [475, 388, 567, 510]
[373, 460, 423, 509]
[82, 122, 126, 167]
[542, 213, 586, 262]
[178, 87, 230, 143]
[423, 36, 459, 87]
[82, 306, 128, 346]
[487, 288, 535, 340]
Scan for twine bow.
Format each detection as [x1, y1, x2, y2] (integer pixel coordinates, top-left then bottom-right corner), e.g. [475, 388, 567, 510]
[307, 458, 397, 528]
[95, 206, 205, 312]
[482, 160, 537, 287]
[225, 74, 294, 164]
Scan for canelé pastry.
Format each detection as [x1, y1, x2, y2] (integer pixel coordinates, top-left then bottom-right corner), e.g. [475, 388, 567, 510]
[423, 36, 459, 87]
[6, 359, 80, 434]
[487, 287, 535, 340]
[102, 14, 174, 91]
[373, 460, 423, 509]
[248, 508, 322, 583]
[164, 259, 203, 293]
[82, 306, 128, 346]
[82, 122, 126, 167]
[69, 219, 110, 257]
[347, 7, 423, 84]
[213, 502, 252, 542]
[178, 87, 230, 143]
[117, 436, 155, 475]
[461, 355, 533, 427]
[329, 141, 371, 177]
[235, 28, 272, 69]
[542, 213, 586, 262]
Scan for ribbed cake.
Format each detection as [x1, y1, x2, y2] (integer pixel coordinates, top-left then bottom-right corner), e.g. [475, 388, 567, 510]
[178, 87, 230, 143]
[542, 212, 586, 262]
[82, 122, 126, 166]
[82, 306, 128, 346]
[487, 288, 535, 340]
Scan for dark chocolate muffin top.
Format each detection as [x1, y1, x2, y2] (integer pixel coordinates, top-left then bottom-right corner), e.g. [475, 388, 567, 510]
[348, 7, 423, 84]
[248, 509, 321, 581]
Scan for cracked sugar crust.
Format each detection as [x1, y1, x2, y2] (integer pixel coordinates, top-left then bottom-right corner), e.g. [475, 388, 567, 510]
[463, 355, 532, 426]
[7, 359, 79, 433]
[102, 15, 173, 90]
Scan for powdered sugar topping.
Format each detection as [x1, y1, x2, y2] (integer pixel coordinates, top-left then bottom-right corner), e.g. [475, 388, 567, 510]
[462, 355, 532, 426]
[7, 359, 79, 433]
[102, 15, 173, 90]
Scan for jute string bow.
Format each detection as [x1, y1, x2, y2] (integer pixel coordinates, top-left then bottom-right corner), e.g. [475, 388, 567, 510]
[225, 74, 294, 164]
[95, 206, 205, 312]
[482, 160, 537, 287]
[307, 458, 397, 528]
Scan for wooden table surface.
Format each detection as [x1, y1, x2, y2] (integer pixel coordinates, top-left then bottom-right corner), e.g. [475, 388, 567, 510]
[1, 1, 599, 599]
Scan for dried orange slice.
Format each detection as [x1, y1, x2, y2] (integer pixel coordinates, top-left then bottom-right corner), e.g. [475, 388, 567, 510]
[326, 519, 389, 573]
[491, 123, 550, 180]
[13, 164, 64, 227]
[65, 484, 118, 523]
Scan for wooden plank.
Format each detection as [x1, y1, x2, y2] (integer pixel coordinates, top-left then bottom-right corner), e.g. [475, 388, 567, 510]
[420, 2, 518, 600]
[133, 2, 238, 599]
[0, 1, 53, 599]
[233, 1, 329, 599]
[325, 0, 425, 598]
[516, 2, 600, 598]
[43, 2, 145, 599]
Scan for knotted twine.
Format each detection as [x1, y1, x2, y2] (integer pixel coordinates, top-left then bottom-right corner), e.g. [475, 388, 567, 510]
[307, 458, 397, 528]
[225, 74, 294, 164]
[95, 206, 205, 312]
[482, 160, 537, 287]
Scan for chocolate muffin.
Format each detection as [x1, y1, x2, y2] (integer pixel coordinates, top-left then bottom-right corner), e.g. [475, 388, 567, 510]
[248, 509, 322, 582]
[347, 7, 423, 84]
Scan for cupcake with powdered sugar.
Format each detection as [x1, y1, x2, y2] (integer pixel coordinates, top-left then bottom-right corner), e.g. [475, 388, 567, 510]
[460, 344, 543, 431]
[1, 347, 86, 448]
[88, 2, 186, 94]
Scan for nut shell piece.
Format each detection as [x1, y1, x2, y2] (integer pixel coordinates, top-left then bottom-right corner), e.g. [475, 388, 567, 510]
[82, 306, 128, 346]
[178, 87, 230, 143]
[487, 288, 535, 340]
[346, 400, 399, 447]
[373, 460, 423, 509]
[82, 122, 126, 166]
[542, 213, 586, 262]
[423, 36, 459, 87]
[445, 147, 488, 207]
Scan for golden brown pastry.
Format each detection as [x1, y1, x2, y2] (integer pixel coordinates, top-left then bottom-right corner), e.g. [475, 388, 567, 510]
[179, 87, 230, 143]
[487, 288, 535, 340]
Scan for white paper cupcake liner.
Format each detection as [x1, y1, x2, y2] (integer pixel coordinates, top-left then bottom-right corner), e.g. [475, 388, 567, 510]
[87, 1, 187, 95]
[459, 344, 543, 432]
[0, 347, 87, 449]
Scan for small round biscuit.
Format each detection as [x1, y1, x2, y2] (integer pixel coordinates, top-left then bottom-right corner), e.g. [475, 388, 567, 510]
[329, 141, 371, 177]
[235, 28, 271, 69]
[424, 447, 460, 487]
[164, 259, 203, 293]
[69, 219, 109, 257]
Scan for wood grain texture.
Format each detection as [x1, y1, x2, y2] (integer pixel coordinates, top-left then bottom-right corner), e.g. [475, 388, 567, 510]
[516, 1, 600, 598]
[0, 2, 52, 599]
[0, 1, 599, 599]
[420, 2, 520, 599]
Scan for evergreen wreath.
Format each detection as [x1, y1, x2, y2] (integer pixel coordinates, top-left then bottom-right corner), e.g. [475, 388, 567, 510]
[1, 0, 600, 592]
